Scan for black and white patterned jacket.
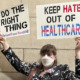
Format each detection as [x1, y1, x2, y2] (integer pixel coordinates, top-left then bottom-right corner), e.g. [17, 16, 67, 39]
[1, 47, 80, 80]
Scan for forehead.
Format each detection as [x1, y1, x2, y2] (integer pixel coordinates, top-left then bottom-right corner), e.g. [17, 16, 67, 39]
[41, 52, 54, 56]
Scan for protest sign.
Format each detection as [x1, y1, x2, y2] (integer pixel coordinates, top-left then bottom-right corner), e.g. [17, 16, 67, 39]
[36, 2, 80, 39]
[0, 3, 30, 38]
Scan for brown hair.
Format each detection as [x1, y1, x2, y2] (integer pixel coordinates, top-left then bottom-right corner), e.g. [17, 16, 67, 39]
[38, 44, 57, 69]
[27, 44, 57, 80]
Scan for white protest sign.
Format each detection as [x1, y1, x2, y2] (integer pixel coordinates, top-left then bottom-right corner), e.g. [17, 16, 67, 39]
[0, 3, 30, 38]
[36, 2, 80, 39]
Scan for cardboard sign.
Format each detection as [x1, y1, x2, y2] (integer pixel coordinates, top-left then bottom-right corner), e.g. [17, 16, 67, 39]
[36, 2, 80, 39]
[0, 3, 30, 38]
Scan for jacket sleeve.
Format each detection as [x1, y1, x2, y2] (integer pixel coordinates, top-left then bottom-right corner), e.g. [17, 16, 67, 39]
[75, 58, 80, 79]
[62, 58, 80, 80]
[1, 47, 39, 76]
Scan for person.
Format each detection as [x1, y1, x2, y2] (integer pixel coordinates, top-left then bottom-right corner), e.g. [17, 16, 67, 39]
[0, 34, 80, 80]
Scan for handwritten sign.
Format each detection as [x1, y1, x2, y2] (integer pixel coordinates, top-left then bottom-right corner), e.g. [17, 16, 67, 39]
[36, 2, 80, 39]
[0, 3, 30, 38]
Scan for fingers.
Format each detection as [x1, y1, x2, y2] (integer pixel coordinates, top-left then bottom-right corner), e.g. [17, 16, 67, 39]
[0, 34, 3, 40]
[0, 33, 2, 37]
[75, 37, 80, 41]
[75, 37, 80, 46]
[75, 42, 80, 49]
[0, 34, 4, 42]
[76, 39, 80, 44]
[0, 33, 2, 36]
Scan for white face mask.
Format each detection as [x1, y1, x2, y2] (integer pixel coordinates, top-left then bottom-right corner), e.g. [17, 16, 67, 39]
[41, 55, 54, 67]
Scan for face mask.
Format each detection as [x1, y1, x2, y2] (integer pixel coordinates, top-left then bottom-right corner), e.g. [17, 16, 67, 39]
[41, 55, 54, 67]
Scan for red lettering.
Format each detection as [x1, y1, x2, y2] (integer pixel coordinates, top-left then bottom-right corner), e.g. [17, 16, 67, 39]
[77, 4, 80, 12]
[62, 28, 67, 31]
[42, 30, 45, 33]
[73, 4, 76, 12]
[50, 28, 53, 33]
[42, 29, 49, 33]
[76, 27, 80, 31]
[71, 28, 75, 31]
[46, 29, 49, 33]
[63, 5, 67, 13]
[68, 5, 72, 12]
[63, 4, 80, 13]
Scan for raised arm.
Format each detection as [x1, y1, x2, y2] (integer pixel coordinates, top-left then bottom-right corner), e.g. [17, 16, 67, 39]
[0, 34, 39, 76]
[75, 37, 80, 78]
[57, 37, 80, 80]
[0, 34, 9, 50]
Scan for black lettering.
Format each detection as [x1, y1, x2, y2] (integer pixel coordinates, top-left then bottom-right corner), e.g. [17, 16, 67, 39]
[52, 6, 56, 13]
[44, 7, 48, 14]
[1, 10, 9, 18]
[10, 25, 15, 31]
[7, 17, 11, 24]
[20, 4, 24, 12]
[65, 15, 71, 22]
[49, 6, 53, 14]
[1, 15, 19, 26]
[4, 22, 28, 32]
[57, 6, 60, 13]
[57, 15, 62, 22]
[1, 19, 5, 26]
[44, 6, 61, 14]
[1, 11, 5, 17]
[22, 21, 27, 28]
[46, 15, 61, 23]
[46, 16, 51, 23]
[5, 10, 9, 16]
[71, 14, 75, 21]
[11, 4, 25, 14]
[4, 26, 9, 32]
[16, 23, 22, 30]
[52, 16, 57, 22]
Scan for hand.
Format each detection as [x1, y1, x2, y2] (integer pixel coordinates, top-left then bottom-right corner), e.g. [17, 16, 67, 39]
[75, 37, 80, 59]
[0, 34, 9, 50]
[75, 37, 80, 49]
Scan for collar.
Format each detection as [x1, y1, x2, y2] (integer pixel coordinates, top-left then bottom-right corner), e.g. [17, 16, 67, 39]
[46, 66, 57, 73]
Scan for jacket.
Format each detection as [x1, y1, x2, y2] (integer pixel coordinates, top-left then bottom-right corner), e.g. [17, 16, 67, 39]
[1, 47, 80, 80]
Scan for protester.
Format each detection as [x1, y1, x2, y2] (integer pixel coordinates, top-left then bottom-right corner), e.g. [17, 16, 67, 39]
[0, 34, 80, 80]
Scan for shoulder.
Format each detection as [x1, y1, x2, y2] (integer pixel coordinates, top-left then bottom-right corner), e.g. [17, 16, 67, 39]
[32, 62, 40, 69]
[56, 64, 70, 71]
